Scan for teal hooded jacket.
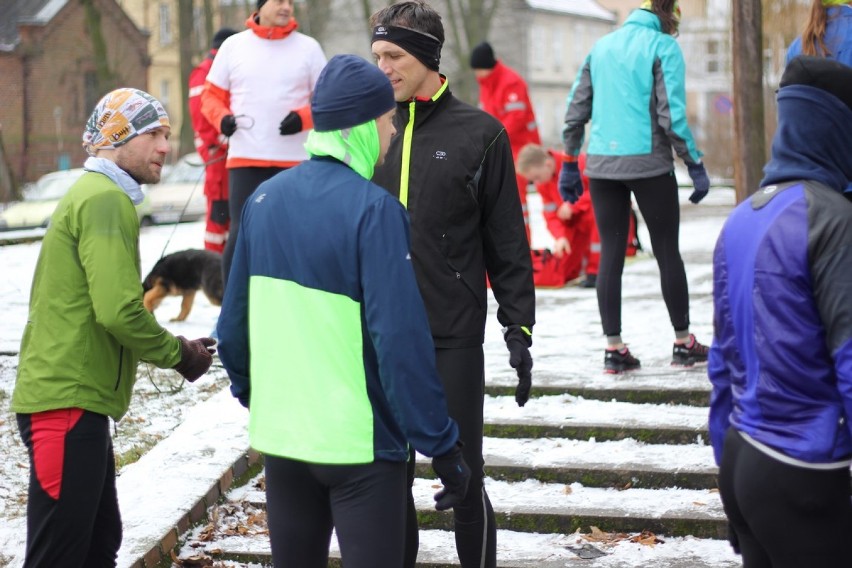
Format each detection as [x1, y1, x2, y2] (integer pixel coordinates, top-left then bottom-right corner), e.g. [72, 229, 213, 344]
[563, 8, 703, 179]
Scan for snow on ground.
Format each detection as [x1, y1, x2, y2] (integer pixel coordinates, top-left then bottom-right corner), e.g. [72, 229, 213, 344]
[0, 187, 740, 567]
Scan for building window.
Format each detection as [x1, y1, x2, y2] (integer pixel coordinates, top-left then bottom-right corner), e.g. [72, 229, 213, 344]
[531, 25, 546, 71]
[84, 71, 99, 118]
[552, 29, 563, 73]
[159, 80, 170, 109]
[159, 3, 172, 45]
[706, 38, 726, 74]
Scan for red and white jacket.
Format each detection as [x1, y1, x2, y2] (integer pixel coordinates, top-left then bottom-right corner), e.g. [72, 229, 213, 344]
[201, 15, 326, 169]
[476, 61, 541, 158]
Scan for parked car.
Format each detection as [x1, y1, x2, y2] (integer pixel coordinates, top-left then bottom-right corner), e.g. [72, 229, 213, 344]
[141, 153, 207, 225]
[0, 168, 157, 232]
[0, 169, 86, 231]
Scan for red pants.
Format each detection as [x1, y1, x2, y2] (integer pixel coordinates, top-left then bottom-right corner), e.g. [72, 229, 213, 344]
[205, 194, 229, 254]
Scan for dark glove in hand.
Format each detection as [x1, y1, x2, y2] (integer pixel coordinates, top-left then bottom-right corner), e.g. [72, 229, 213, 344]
[173, 336, 216, 382]
[431, 443, 471, 511]
[220, 115, 237, 137]
[687, 162, 710, 204]
[279, 111, 303, 136]
[504, 325, 533, 407]
[210, 200, 229, 224]
[558, 160, 583, 204]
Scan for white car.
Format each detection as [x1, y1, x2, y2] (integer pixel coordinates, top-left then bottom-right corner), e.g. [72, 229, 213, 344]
[0, 169, 86, 231]
[141, 153, 207, 225]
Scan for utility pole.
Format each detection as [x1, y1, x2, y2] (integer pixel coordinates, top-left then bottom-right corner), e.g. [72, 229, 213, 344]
[731, 0, 766, 203]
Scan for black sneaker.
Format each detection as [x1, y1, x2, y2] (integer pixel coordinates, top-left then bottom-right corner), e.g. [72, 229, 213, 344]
[672, 334, 709, 366]
[604, 347, 641, 374]
[579, 274, 597, 288]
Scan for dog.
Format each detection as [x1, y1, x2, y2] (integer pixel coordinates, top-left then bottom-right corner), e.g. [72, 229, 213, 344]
[142, 249, 223, 322]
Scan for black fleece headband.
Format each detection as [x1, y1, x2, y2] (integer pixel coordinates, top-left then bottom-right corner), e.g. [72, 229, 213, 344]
[372, 25, 441, 71]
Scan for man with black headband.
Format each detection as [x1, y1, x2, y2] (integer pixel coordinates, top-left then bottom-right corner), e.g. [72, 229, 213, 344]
[370, 2, 535, 567]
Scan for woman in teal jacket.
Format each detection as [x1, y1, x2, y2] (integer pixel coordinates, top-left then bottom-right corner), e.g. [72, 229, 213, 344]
[560, 0, 710, 373]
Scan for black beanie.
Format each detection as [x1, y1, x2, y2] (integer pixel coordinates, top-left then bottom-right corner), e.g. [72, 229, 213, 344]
[311, 55, 396, 132]
[257, 0, 267, 10]
[781, 56, 852, 112]
[212, 27, 237, 50]
[470, 41, 496, 69]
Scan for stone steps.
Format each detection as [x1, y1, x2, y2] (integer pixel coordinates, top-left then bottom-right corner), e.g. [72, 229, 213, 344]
[177, 472, 738, 567]
[416, 437, 717, 490]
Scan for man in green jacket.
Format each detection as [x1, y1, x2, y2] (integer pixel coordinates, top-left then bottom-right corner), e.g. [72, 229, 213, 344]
[11, 88, 216, 568]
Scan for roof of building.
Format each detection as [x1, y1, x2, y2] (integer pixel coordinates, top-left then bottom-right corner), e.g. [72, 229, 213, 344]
[0, 0, 68, 52]
[526, 0, 616, 22]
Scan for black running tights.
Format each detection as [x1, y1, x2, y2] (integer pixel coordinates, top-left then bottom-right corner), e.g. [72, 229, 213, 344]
[17, 410, 121, 568]
[589, 174, 689, 337]
[222, 166, 284, 288]
[405, 345, 496, 568]
[719, 428, 852, 567]
[265, 455, 407, 568]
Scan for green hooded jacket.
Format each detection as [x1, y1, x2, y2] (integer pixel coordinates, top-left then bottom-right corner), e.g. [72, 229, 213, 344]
[12, 171, 182, 420]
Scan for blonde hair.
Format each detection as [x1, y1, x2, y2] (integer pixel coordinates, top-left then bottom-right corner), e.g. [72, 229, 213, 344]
[516, 144, 550, 176]
[801, 0, 831, 56]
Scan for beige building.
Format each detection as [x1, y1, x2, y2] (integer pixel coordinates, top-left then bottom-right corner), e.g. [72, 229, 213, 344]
[116, 0, 254, 156]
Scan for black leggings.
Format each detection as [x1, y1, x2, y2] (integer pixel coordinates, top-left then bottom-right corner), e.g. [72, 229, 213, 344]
[405, 345, 496, 568]
[265, 455, 407, 568]
[589, 174, 689, 337]
[719, 428, 852, 567]
[17, 410, 121, 568]
[222, 166, 284, 288]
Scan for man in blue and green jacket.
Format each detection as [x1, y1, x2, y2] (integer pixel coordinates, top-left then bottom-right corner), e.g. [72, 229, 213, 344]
[216, 54, 470, 568]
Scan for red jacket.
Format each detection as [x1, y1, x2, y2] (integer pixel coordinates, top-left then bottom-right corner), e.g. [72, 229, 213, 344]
[537, 151, 593, 241]
[476, 61, 540, 157]
[189, 51, 228, 199]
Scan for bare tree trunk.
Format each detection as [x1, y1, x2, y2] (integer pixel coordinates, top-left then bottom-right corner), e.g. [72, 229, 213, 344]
[0, 126, 19, 202]
[178, 0, 196, 156]
[731, 0, 765, 203]
[204, 0, 215, 54]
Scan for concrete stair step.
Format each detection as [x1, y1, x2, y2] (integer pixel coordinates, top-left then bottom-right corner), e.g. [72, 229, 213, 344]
[484, 368, 711, 406]
[415, 437, 717, 490]
[483, 394, 709, 444]
[178, 479, 738, 567]
[229, 474, 727, 539]
[185, 528, 740, 567]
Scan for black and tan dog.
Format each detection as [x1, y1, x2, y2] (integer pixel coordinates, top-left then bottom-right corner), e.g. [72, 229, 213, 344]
[142, 249, 223, 321]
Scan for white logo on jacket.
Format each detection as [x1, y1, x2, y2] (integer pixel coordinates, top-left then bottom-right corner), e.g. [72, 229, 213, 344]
[434, 150, 447, 160]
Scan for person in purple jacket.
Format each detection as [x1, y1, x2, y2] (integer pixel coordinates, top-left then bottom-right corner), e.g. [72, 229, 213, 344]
[709, 56, 852, 567]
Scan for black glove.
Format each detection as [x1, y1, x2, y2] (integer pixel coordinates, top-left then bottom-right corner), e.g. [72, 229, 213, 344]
[687, 162, 710, 204]
[558, 160, 583, 204]
[431, 443, 471, 511]
[173, 336, 216, 382]
[210, 200, 229, 224]
[220, 115, 237, 137]
[504, 325, 533, 407]
[279, 111, 303, 135]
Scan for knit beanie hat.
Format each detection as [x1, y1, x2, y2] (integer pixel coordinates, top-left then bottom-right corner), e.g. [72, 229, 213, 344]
[311, 54, 395, 132]
[780, 55, 852, 110]
[212, 27, 237, 50]
[82, 88, 169, 155]
[470, 41, 497, 69]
